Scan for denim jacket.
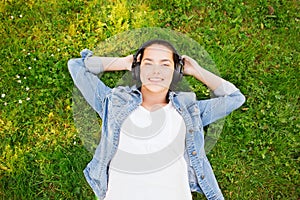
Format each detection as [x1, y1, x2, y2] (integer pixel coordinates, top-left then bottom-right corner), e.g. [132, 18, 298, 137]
[68, 49, 245, 200]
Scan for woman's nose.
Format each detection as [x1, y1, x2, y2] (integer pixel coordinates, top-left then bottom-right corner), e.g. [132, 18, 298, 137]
[151, 65, 161, 74]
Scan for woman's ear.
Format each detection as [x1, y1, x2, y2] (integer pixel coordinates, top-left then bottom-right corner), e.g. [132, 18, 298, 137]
[136, 54, 142, 63]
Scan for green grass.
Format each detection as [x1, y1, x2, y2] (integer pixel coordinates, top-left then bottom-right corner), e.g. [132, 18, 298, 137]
[0, 0, 299, 199]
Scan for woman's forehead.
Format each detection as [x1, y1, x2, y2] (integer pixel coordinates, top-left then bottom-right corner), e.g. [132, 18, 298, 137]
[143, 45, 173, 60]
[144, 44, 173, 54]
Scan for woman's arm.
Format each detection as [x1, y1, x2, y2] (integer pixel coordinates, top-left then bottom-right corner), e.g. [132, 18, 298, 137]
[83, 51, 133, 74]
[182, 55, 239, 96]
[182, 55, 225, 91]
[182, 55, 245, 126]
[68, 49, 133, 117]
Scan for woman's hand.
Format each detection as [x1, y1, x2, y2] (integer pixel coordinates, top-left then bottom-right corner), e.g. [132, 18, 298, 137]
[182, 55, 223, 90]
[182, 55, 200, 77]
[122, 55, 134, 71]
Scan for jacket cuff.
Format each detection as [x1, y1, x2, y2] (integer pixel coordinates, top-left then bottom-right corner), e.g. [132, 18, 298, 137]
[80, 49, 104, 74]
[213, 80, 239, 96]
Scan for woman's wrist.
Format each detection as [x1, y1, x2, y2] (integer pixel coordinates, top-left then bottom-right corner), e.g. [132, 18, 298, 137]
[122, 55, 133, 71]
[120, 57, 130, 71]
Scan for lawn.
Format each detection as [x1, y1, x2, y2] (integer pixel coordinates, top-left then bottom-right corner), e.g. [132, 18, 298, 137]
[0, 0, 299, 199]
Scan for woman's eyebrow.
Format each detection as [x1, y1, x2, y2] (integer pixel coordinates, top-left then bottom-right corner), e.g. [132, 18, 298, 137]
[143, 58, 172, 63]
[161, 59, 172, 63]
[143, 58, 153, 62]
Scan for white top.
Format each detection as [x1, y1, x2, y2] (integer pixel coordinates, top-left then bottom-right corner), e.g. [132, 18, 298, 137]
[104, 103, 192, 200]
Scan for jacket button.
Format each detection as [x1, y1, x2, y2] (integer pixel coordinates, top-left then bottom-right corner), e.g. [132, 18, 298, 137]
[192, 151, 197, 155]
[189, 129, 193, 133]
[201, 175, 205, 179]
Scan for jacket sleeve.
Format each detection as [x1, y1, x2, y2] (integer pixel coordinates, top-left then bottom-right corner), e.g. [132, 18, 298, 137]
[197, 80, 246, 127]
[67, 49, 111, 118]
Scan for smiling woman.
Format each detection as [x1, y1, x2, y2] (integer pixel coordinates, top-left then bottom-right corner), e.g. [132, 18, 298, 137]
[68, 39, 245, 200]
[140, 45, 175, 93]
[131, 40, 185, 94]
[139, 44, 176, 109]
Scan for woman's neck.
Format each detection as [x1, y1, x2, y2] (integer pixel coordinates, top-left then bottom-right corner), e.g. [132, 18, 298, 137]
[140, 86, 169, 111]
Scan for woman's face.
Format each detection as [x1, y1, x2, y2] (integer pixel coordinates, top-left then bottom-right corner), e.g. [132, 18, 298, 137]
[140, 44, 175, 93]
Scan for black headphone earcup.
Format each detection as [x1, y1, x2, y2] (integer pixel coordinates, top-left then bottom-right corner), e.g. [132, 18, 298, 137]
[173, 62, 184, 82]
[132, 62, 141, 82]
[171, 69, 182, 84]
[174, 71, 183, 83]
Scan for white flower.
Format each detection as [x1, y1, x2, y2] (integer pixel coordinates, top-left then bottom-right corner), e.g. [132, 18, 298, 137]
[17, 80, 21, 83]
[10, 16, 14, 19]
[51, 54, 54, 57]
[26, 87, 30, 91]
[18, 100, 22, 104]
[1, 94, 5, 98]
[28, 67, 32, 70]
[34, 58, 36, 61]
[24, 76, 26, 79]
[18, 59, 20, 61]
[4, 102, 7, 106]
[73, 141, 76, 145]
[19, 14, 22, 18]
[16, 75, 20, 79]
[26, 97, 30, 101]
[57, 49, 60, 52]
[27, 52, 30, 55]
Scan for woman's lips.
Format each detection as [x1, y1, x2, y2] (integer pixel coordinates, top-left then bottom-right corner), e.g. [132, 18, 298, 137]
[148, 77, 164, 82]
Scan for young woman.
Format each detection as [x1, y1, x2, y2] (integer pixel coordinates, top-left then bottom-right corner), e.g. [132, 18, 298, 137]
[68, 39, 245, 200]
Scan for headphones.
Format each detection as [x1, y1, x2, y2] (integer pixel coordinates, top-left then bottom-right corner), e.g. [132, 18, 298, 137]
[131, 40, 184, 89]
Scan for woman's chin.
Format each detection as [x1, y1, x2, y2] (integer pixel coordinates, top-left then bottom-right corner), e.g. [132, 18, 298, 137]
[142, 84, 170, 93]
